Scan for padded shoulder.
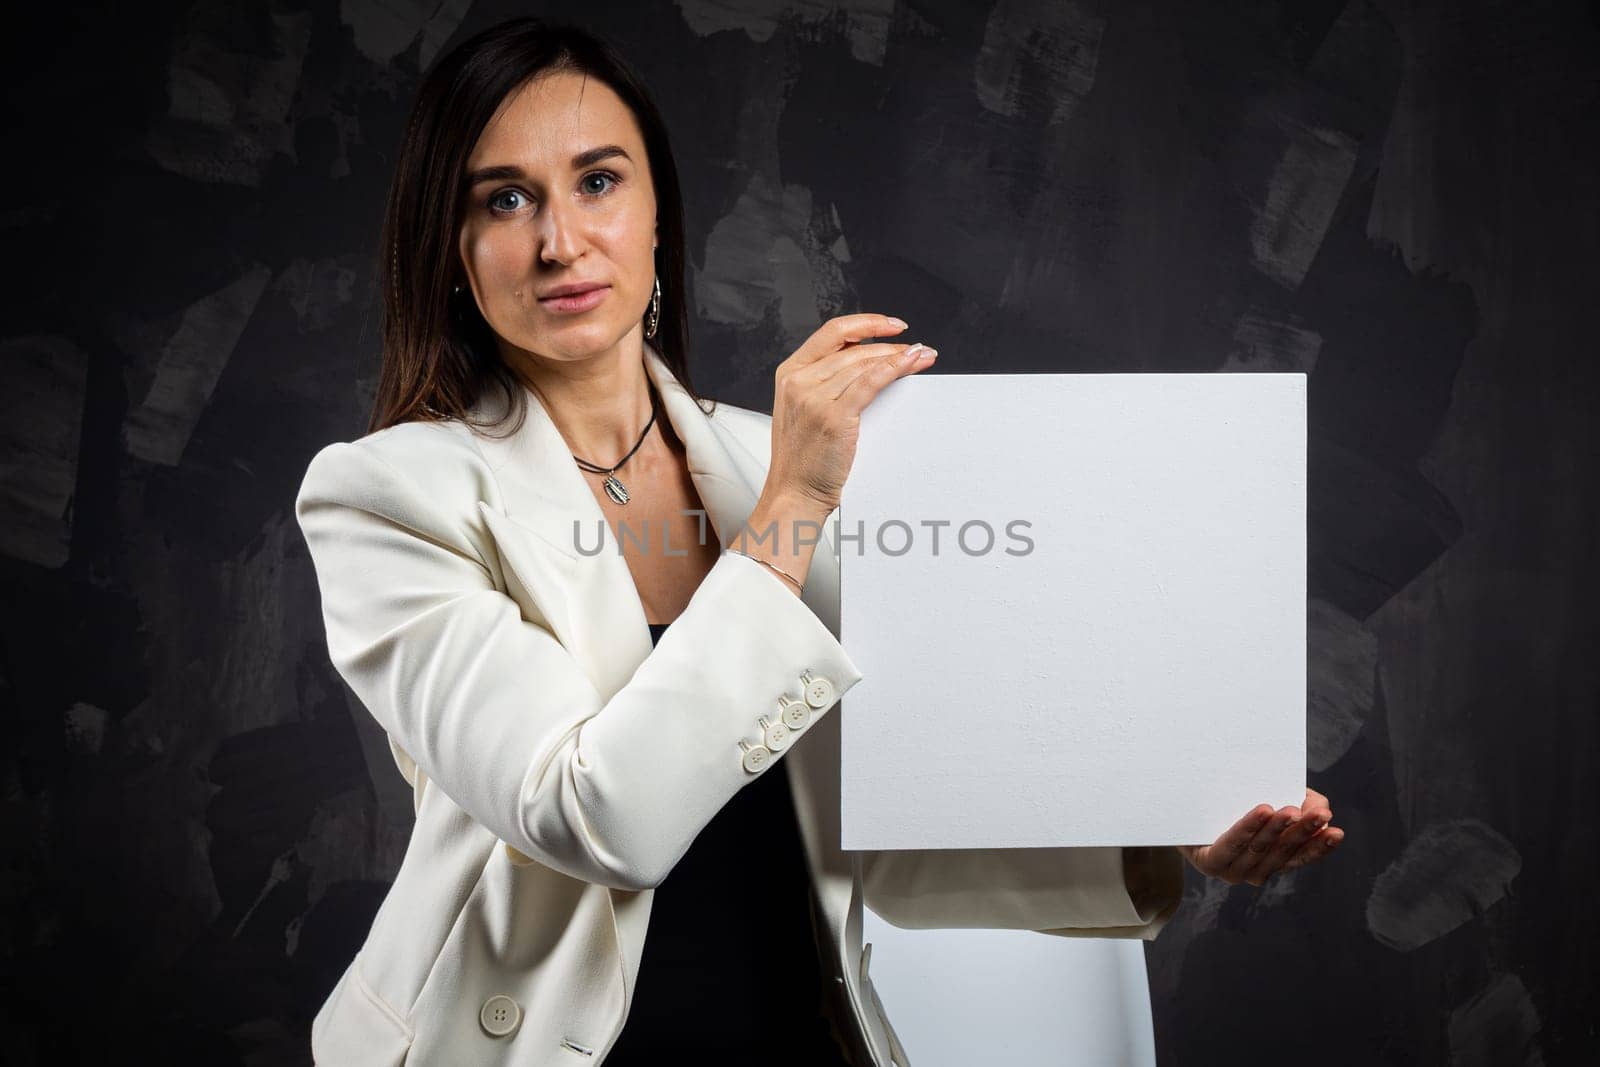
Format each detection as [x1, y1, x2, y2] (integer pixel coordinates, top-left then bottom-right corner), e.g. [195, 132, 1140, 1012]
[305, 418, 499, 502]
[295, 418, 503, 574]
[358, 418, 497, 487]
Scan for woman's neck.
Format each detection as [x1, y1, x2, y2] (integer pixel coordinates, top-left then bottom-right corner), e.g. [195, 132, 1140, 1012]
[511, 338, 657, 464]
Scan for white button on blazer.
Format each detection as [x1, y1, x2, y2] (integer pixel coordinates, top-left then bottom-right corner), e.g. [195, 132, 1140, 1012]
[294, 341, 1185, 1066]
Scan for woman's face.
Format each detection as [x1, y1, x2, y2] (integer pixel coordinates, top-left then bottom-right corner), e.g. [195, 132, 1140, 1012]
[457, 71, 658, 365]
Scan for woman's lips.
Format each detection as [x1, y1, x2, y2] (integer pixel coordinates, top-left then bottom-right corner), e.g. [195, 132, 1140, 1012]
[538, 285, 610, 313]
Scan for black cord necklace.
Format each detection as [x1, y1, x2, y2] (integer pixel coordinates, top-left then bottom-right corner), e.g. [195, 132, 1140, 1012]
[571, 390, 657, 505]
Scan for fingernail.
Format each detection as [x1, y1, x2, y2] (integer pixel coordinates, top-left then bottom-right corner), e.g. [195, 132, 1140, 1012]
[918, 346, 938, 361]
[886, 317, 908, 329]
[898, 342, 926, 365]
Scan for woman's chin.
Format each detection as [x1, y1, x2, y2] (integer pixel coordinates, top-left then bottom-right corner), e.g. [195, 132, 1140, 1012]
[512, 323, 639, 362]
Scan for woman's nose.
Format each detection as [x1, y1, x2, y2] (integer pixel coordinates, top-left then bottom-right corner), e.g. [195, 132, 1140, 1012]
[536, 199, 587, 265]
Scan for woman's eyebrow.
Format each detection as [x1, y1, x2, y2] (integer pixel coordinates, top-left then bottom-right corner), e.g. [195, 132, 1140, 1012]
[466, 145, 633, 187]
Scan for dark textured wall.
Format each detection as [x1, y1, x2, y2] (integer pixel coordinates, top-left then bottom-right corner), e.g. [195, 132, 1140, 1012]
[3, 1, 1595, 1063]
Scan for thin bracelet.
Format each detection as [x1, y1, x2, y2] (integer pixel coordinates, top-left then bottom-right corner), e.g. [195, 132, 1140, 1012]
[725, 547, 804, 592]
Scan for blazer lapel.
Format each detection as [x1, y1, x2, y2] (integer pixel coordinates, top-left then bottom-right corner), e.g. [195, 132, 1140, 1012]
[467, 342, 778, 701]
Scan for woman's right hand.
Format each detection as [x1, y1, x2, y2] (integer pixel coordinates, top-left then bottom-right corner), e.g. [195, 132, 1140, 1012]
[765, 313, 938, 514]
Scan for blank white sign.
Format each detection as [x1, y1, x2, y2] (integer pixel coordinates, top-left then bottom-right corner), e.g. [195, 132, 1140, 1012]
[838, 373, 1306, 850]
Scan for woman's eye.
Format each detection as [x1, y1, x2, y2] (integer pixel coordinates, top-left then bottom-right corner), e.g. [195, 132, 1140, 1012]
[581, 171, 620, 196]
[488, 189, 526, 214]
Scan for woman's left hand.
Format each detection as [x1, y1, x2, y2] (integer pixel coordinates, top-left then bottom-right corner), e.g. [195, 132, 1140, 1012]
[1175, 788, 1345, 886]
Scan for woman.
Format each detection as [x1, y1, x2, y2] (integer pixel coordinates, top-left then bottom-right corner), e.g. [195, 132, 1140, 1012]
[294, 17, 1344, 1066]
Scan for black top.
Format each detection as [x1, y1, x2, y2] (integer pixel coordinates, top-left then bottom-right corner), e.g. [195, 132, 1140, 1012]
[604, 621, 855, 1065]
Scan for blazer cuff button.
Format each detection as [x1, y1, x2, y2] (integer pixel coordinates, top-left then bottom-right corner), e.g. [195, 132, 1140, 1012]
[801, 670, 835, 708]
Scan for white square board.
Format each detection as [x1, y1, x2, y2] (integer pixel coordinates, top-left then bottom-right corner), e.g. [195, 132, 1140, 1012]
[838, 373, 1306, 850]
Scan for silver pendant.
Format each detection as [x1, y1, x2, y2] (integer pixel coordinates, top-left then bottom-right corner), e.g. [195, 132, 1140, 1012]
[602, 474, 630, 505]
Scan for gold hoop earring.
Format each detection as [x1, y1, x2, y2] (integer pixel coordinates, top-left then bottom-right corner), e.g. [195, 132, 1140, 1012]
[645, 274, 661, 340]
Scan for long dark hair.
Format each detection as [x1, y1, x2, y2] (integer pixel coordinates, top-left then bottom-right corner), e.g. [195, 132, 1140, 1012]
[368, 17, 711, 436]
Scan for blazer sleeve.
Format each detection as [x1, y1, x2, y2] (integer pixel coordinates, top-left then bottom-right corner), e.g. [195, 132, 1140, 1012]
[861, 844, 1187, 941]
[294, 439, 863, 892]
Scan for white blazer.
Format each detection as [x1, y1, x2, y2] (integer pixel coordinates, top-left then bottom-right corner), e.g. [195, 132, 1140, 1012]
[294, 341, 1185, 1066]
